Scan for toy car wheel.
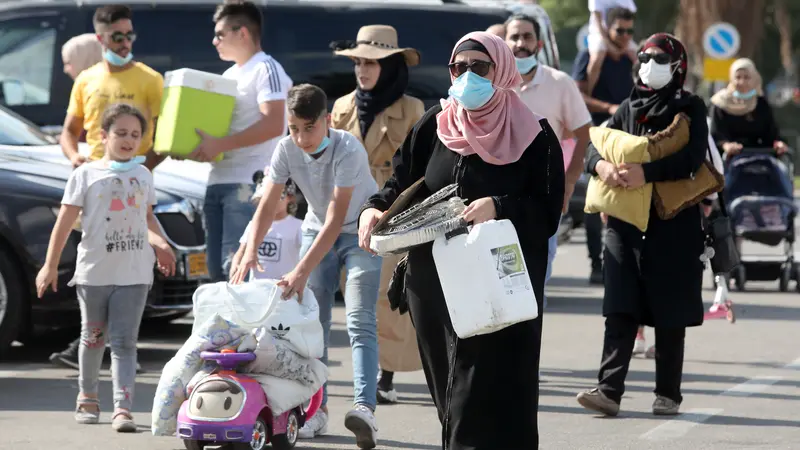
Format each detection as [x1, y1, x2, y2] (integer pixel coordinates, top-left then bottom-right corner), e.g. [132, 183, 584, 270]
[184, 440, 211, 450]
[228, 416, 269, 450]
[270, 410, 299, 450]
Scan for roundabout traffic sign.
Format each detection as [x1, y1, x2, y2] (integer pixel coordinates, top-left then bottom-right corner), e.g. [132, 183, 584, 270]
[702, 22, 740, 59]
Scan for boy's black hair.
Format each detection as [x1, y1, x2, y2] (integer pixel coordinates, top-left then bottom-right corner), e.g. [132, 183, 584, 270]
[213, 1, 263, 43]
[504, 14, 541, 42]
[606, 7, 636, 27]
[101, 103, 147, 134]
[93, 5, 133, 31]
[287, 84, 328, 122]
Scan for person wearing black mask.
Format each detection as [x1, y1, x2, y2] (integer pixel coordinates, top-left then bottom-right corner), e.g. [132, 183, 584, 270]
[576, 33, 707, 417]
[326, 24, 425, 423]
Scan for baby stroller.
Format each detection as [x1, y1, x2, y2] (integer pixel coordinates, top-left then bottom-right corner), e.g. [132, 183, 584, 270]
[724, 147, 797, 291]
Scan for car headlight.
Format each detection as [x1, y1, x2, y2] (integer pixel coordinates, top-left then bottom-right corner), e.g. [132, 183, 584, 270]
[51, 206, 82, 232]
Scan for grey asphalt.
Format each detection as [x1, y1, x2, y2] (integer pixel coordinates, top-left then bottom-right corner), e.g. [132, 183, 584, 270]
[1, 230, 799, 450]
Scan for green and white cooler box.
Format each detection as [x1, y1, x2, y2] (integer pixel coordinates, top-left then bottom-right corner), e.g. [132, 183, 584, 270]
[154, 68, 238, 162]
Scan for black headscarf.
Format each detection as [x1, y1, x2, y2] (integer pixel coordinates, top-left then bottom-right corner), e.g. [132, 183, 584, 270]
[354, 53, 408, 138]
[628, 33, 690, 124]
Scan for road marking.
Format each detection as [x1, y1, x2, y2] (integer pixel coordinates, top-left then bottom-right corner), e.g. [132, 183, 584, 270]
[640, 408, 724, 441]
[721, 376, 782, 397]
[640, 356, 799, 441]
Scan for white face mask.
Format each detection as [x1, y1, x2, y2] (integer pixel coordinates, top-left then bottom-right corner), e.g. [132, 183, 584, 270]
[638, 60, 674, 90]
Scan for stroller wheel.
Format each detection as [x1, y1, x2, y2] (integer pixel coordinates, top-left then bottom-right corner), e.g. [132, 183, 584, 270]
[780, 264, 792, 292]
[734, 266, 747, 292]
[795, 265, 800, 293]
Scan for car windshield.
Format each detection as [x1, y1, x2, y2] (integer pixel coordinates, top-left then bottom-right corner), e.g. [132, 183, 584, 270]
[0, 104, 56, 146]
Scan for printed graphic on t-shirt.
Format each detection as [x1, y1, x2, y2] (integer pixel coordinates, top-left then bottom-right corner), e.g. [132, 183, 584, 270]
[100, 175, 150, 254]
[258, 237, 282, 263]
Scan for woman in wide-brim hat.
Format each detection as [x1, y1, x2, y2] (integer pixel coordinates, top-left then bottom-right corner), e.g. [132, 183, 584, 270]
[293, 24, 425, 442]
[333, 24, 424, 397]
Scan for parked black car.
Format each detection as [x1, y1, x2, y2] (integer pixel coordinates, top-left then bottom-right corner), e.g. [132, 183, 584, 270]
[0, 0, 559, 128]
[0, 153, 208, 357]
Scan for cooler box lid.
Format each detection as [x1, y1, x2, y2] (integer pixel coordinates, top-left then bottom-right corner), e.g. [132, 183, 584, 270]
[164, 68, 238, 97]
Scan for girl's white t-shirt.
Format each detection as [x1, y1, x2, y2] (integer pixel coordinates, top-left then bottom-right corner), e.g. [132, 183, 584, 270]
[239, 215, 303, 280]
[62, 161, 156, 286]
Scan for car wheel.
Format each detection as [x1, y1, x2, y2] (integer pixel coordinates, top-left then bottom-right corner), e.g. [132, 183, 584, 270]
[0, 249, 25, 358]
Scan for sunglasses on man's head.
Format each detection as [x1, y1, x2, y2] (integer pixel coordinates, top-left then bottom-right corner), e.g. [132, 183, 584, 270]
[614, 27, 635, 35]
[637, 52, 672, 64]
[109, 31, 136, 44]
[448, 60, 494, 78]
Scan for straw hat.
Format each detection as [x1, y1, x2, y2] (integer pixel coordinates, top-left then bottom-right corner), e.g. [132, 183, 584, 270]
[331, 25, 420, 67]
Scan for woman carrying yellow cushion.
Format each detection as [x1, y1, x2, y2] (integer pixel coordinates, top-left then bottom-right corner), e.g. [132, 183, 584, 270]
[576, 34, 707, 417]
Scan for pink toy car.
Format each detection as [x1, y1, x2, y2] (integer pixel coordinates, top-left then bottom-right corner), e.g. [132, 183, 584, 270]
[177, 349, 322, 450]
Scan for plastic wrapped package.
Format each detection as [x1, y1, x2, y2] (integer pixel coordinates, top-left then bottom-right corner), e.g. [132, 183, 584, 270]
[369, 183, 468, 255]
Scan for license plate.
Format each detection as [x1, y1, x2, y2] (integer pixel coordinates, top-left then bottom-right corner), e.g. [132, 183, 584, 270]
[187, 253, 208, 278]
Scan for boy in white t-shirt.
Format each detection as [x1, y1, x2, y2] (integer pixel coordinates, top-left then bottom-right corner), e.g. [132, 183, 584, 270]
[230, 177, 302, 281]
[188, 2, 292, 283]
[586, 1, 638, 94]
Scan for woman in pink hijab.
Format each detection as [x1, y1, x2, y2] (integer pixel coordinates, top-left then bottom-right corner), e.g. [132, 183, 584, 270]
[359, 31, 564, 449]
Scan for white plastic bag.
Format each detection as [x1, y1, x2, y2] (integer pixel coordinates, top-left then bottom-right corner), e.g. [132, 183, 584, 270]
[151, 314, 252, 436]
[251, 362, 328, 415]
[192, 279, 282, 333]
[247, 333, 321, 385]
[256, 287, 324, 359]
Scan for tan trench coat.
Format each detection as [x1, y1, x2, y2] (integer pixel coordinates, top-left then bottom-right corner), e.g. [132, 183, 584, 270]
[332, 90, 425, 372]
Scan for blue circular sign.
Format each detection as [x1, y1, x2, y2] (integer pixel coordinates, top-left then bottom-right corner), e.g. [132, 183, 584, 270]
[703, 23, 740, 59]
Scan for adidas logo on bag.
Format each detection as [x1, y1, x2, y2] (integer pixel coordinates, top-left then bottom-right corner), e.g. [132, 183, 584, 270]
[270, 323, 291, 338]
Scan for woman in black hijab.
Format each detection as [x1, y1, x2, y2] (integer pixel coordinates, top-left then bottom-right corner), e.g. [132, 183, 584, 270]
[576, 33, 707, 417]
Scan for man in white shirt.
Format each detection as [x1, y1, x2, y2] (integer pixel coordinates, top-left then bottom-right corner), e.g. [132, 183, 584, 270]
[189, 1, 292, 281]
[505, 14, 592, 289]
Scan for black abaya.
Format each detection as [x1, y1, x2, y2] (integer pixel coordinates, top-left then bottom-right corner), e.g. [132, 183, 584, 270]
[362, 105, 564, 449]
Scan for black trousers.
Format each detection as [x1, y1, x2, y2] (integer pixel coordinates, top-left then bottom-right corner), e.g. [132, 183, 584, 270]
[584, 212, 604, 268]
[597, 314, 685, 404]
[406, 251, 542, 450]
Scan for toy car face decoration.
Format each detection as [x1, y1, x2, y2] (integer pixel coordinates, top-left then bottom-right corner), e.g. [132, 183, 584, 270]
[188, 379, 246, 419]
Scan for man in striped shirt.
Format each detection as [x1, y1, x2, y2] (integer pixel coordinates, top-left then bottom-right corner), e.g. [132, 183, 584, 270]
[189, 1, 293, 282]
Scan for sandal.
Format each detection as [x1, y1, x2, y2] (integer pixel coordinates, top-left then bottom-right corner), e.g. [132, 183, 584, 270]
[111, 410, 137, 433]
[75, 397, 100, 424]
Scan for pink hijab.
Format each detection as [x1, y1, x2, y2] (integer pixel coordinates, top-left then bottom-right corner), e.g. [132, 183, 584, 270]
[436, 32, 542, 166]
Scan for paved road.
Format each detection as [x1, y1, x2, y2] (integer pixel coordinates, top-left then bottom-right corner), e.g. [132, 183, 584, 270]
[1, 230, 799, 449]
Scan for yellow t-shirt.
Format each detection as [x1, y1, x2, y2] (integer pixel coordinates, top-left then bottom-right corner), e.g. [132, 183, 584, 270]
[67, 62, 164, 161]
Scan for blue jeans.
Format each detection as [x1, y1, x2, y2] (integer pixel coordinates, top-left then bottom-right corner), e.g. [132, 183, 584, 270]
[544, 215, 564, 309]
[204, 183, 256, 282]
[300, 230, 382, 409]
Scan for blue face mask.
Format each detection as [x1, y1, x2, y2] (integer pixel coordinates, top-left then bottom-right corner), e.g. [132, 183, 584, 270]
[109, 155, 146, 172]
[104, 48, 133, 66]
[515, 54, 538, 74]
[733, 89, 757, 100]
[448, 71, 495, 110]
[310, 134, 330, 155]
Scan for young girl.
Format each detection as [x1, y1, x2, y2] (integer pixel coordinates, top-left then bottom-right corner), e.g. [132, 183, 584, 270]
[230, 177, 302, 281]
[35, 103, 176, 432]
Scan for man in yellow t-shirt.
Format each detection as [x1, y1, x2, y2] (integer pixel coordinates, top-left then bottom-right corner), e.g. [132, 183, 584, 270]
[60, 5, 164, 170]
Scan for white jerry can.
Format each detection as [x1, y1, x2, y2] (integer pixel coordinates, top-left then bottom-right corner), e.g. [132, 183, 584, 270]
[432, 219, 538, 339]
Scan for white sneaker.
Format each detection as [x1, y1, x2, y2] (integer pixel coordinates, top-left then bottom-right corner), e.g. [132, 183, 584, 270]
[633, 337, 647, 355]
[344, 404, 378, 449]
[298, 410, 328, 439]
